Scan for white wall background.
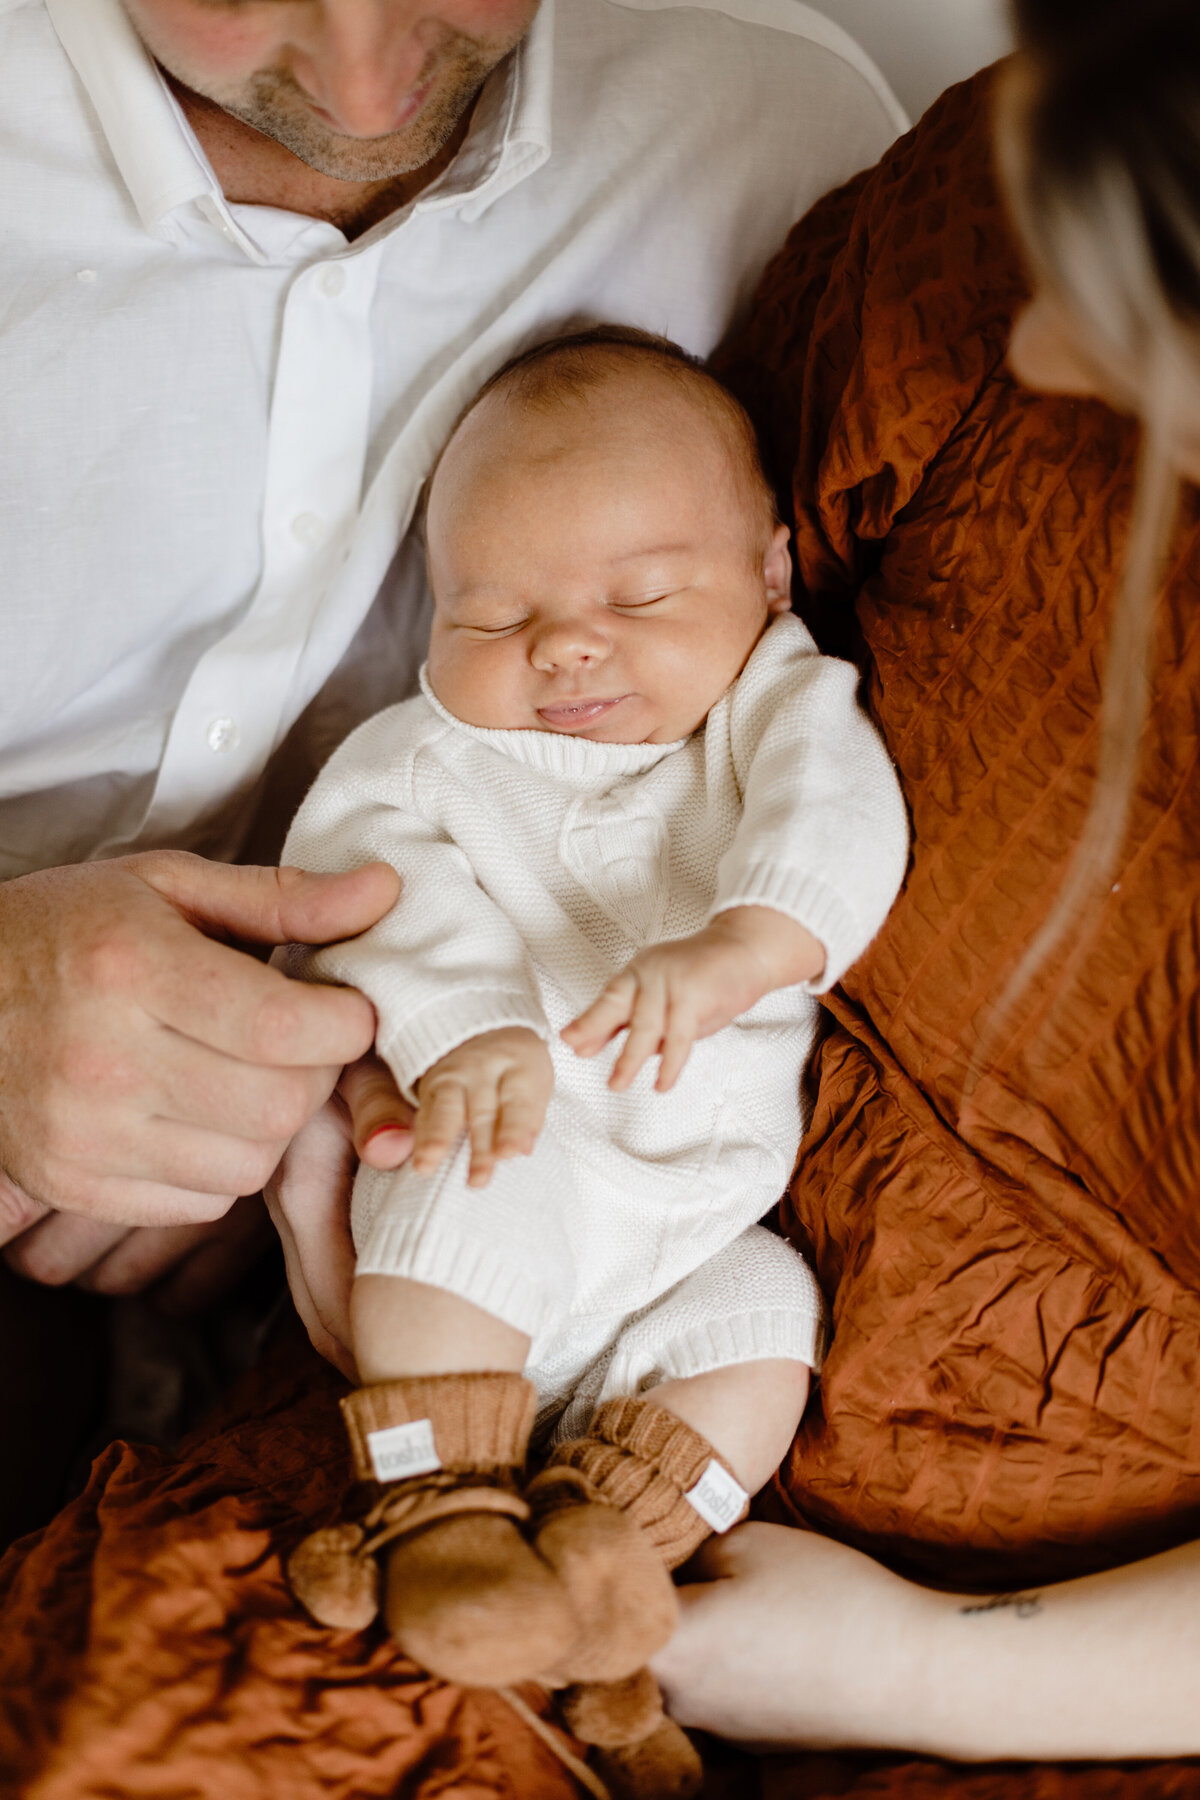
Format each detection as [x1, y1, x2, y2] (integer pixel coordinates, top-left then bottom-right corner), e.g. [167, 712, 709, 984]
[806, 0, 1013, 123]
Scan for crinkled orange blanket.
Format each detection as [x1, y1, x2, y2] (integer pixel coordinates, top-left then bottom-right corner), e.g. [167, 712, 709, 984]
[4, 67, 1200, 1800]
[0, 1326, 580, 1799]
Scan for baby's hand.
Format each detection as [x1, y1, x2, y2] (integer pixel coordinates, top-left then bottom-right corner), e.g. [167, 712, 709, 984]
[562, 906, 825, 1093]
[412, 1027, 553, 1188]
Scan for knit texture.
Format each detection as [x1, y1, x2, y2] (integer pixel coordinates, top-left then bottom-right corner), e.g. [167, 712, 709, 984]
[549, 1398, 746, 1569]
[283, 615, 904, 1384]
[341, 1373, 536, 1482]
[283, 612, 908, 1103]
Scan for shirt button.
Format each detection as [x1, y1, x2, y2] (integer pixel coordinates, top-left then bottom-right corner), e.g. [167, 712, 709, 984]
[290, 511, 325, 546]
[206, 717, 240, 753]
[318, 264, 347, 297]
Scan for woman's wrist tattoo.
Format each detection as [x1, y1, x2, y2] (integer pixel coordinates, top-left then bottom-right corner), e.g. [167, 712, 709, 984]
[959, 1591, 1044, 1619]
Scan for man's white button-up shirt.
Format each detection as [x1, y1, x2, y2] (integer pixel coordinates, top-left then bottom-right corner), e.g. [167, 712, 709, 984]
[0, 0, 905, 876]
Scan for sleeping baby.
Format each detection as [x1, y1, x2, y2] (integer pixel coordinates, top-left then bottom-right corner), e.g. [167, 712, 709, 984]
[282, 328, 907, 1733]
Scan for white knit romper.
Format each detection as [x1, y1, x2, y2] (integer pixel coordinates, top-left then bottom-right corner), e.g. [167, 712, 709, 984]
[283, 615, 908, 1429]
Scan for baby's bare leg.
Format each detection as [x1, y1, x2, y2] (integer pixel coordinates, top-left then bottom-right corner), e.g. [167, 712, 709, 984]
[304, 1274, 575, 1685]
[649, 1358, 810, 1493]
[352, 1272, 529, 1381]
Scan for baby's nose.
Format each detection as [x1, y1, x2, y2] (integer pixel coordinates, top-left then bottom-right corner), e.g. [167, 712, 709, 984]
[530, 617, 609, 669]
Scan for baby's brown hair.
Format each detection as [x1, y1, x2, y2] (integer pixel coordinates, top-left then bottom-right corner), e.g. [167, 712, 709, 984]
[423, 324, 780, 547]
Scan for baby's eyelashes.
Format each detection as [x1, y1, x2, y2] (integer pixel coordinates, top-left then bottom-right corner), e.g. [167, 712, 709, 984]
[455, 616, 528, 636]
[609, 589, 679, 610]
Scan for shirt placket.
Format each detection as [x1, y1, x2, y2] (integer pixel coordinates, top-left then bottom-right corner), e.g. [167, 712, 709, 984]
[130, 243, 382, 847]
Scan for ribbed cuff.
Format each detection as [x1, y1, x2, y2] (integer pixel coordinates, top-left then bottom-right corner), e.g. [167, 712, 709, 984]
[377, 990, 550, 1103]
[651, 1305, 825, 1379]
[354, 1208, 561, 1340]
[711, 863, 864, 992]
[551, 1398, 746, 1569]
[340, 1372, 536, 1481]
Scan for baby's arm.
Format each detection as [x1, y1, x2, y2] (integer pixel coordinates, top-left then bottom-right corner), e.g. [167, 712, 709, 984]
[566, 615, 908, 1090]
[282, 707, 553, 1170]
[562, 906, 823, 1091]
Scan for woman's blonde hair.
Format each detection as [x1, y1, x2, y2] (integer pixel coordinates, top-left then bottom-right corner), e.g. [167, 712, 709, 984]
[984, 0, 1200, 1032]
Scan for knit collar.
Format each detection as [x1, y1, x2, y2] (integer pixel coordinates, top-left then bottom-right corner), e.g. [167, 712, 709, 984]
[419, 667, 686, 780]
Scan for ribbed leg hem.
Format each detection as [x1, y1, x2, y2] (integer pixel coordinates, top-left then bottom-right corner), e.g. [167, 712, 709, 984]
[355, 1211, 562, 1341]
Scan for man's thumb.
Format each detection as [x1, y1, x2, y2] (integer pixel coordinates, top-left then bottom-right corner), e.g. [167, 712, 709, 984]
[135, 852, 401, 947]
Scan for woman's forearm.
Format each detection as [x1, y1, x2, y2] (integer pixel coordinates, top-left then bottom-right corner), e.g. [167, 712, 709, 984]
[655, 1523, 1200, 1760]
[915, 1538, 1200, 1760]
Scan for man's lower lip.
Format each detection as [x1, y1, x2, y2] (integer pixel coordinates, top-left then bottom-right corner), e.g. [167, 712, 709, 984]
[537, 698, 625, 729]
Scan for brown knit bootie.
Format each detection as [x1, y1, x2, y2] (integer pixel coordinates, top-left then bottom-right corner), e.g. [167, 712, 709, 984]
[289, 1372, 578, 1685]
[591, 1715, 705, 1800]
[559, 1669, 704, 1800]
[529, 1396, 749, 1684]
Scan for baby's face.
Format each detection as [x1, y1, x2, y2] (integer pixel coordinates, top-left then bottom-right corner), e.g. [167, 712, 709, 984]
[424, 373, 792, 743]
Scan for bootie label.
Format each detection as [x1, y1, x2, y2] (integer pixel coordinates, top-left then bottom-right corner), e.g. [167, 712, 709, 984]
[366, 1418, 442, 1483]
[685, 1459, 749, 1533]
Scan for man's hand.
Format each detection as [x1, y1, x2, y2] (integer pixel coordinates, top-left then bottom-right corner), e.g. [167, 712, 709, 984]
[412, 1026, 553, 1188]
[562, 905, 825, 1092]
[2, 1187, 275, 1308]
[0, 851, 399, 1245]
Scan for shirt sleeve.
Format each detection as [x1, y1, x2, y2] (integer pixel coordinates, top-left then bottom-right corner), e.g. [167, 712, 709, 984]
[710, 614, 909, 991]
[281, 704, 549, 1102]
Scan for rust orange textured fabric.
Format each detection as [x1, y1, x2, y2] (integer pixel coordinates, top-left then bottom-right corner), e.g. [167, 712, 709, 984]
[721, 65, 1200, 1594]
[0, 1323, 578, 1800]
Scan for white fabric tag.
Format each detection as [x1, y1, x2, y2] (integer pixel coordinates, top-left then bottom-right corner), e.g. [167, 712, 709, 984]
[365, 1418, 442, 1483]
[684, 1459, 749, 1533]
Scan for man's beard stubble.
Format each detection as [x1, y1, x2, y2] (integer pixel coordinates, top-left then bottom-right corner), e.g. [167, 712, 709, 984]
[214, 33, 505, 183]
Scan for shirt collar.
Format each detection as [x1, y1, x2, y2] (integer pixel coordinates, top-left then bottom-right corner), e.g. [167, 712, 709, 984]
[44, 0, 553, 255]
[45, 0, 232, 240]
[430, 0, 553, 225]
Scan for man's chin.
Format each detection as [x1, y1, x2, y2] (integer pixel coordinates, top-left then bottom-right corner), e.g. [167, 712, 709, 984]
[228, 102, 462, 184]
[229, 56, 492, 185]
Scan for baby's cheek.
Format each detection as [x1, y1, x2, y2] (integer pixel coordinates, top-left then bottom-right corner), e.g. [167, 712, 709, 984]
[427, 642, 527, 730]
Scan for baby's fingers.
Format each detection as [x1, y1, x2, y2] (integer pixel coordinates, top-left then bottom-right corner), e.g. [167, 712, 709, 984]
[609, 978, 668, 1092]
[412, 1078, 468, 1175]
[492, 1072, 549, 1164]
[465, 1094, 501, 1188]
[562, 973, 637, 1057]
[655, 999, 698, 1092]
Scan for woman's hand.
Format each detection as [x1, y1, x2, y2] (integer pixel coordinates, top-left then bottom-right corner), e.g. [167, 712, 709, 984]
[653, 1521, 930, 1752]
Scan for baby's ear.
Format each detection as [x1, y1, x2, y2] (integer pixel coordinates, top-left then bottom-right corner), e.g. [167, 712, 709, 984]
[763, 523, 793, 614]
